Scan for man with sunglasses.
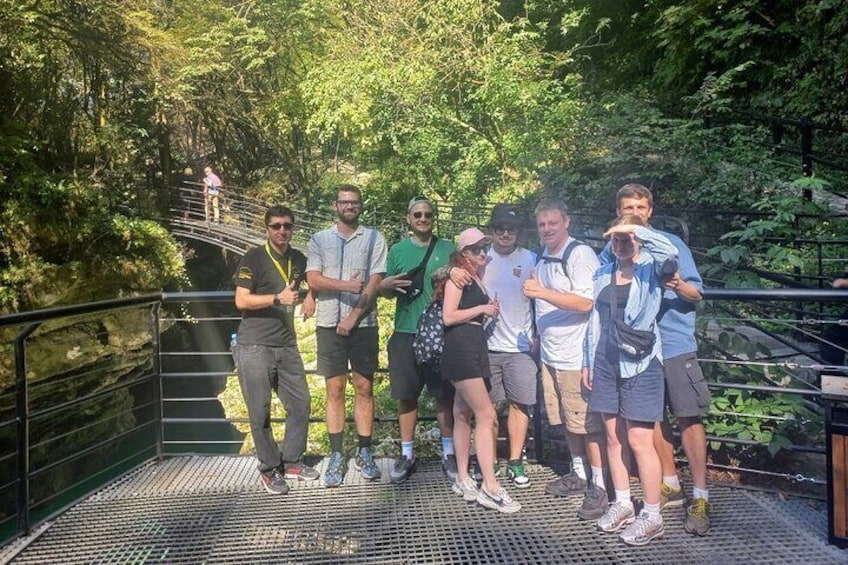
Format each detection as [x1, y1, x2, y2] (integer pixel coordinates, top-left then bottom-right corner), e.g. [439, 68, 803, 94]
[379, 196, 457, 483]
[233, 205, 319, 495]
[306, 184, 388, 487]
[481, 204, 538, 488]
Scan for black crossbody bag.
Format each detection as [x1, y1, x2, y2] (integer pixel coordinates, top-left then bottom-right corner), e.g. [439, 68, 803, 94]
[608, 269, 656, 360]
[399, 236, 438, 303]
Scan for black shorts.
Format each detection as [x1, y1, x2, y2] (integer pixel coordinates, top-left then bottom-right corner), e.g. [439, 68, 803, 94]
[388, 332, 446, 400]
[316, 325, 379, 378]
[664, 352, 711, 418]
[441, 324, 492, 383]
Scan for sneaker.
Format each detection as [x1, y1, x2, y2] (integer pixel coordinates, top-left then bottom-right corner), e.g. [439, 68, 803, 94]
[284, 461, 319, 481]
[660, 483, 686, 509]
[353, 446, 381, 480]
[451, 476, 479, 502]
[597, 500, 636, 533]
[390, 455, 416, 484]
[684, 498, 712, 536]
[260, 468, 289, 495]
[578, 484, 608, 521]
[545, 471, 587, 497]
[476, 486, 521, 514]
[620, 510, 665, 546]
[442, 454, 458, 482]
[507, 460, 531, 489]
[323, 452, 347, 488]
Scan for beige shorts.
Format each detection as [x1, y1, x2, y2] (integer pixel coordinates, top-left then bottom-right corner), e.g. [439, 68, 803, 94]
[540, 364, 602, 435]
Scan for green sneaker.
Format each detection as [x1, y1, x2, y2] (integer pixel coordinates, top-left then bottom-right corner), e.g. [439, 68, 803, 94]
[660, 483, 686, 509]
[684, 498, 711, 536]
[506, 460, 531, 488]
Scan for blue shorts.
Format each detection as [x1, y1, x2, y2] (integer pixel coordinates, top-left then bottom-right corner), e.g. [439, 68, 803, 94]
[589, 356, 665, 423]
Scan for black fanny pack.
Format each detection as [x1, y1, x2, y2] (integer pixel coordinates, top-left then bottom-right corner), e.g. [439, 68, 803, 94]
[609, 272, 656, 360]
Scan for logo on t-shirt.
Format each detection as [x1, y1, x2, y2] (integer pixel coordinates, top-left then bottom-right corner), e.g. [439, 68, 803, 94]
[513, 265, 523, 278]
[237, 267, 252, 281]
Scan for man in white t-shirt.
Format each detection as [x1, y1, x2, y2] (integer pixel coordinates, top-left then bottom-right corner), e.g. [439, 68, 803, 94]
[523, 199, 609, 521]
[483, 204, 538, 489]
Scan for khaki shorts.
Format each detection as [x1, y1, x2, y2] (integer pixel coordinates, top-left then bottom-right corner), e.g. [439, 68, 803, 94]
[541, 364, 602, 434]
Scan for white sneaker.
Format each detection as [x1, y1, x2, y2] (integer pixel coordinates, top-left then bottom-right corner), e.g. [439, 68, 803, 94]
[451, 476, 479, 502]
[620, 510, 665, 546]
[597, 500, 636, 532]
[476, 486, 521, 514]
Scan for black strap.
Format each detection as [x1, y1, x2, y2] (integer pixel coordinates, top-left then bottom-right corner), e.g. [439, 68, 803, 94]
[416, 236, 438, 273]
[539, 238, 588, 279]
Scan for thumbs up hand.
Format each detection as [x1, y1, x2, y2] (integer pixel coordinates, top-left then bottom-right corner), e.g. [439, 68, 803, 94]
[523, 269, 543, 298]
[275, 280, 299, 306]
[343, 270, 365, 294]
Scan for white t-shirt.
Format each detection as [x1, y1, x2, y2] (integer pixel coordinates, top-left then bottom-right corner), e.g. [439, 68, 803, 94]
[534, 238, 599, 370]
[483, 247, 536, 353]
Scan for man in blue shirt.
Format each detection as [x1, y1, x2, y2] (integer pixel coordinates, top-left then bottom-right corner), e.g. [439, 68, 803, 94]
[601, 184, 712, 536]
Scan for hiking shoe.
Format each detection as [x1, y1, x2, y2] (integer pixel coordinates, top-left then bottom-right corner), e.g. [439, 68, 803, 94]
[684, 498, 712, 536]
[353, 446, 381, 480]
[477, 486, 521, 514]
[323, 452, 347, 488]
[660, 483, 686, 509]
[597, 500, 636, 533]
[442, 454, 458, 482]
[260, 467, 289, 495]
[545, 471, 587, 497]
[284, 461, 319, 481]
[578, 484, 608, 521]
[390, 455, 416, 484]
[507, 460, 531, 489]
[451, 476, 479, 502]
[620, 510, 665, 546]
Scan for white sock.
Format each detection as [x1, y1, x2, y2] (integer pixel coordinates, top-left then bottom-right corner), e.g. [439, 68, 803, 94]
[642, 501, 662, 521]
[692, 486, 709, 501]
[615, 489, 632, 506]
[402, 441, 414, 459]
[441, 437, 454, 458]
[571, 455, 587, 480]
[663, 474, 681, 490]
[591, 466, 606, 490]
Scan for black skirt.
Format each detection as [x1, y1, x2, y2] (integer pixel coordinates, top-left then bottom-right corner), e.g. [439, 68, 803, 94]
[441, 323, 492, 383]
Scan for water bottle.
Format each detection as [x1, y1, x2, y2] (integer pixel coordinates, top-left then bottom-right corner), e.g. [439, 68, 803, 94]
[230, 333, 239, 371]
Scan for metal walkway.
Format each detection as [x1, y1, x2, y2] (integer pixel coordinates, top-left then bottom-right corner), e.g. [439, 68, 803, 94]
[4, 456, 844, 564]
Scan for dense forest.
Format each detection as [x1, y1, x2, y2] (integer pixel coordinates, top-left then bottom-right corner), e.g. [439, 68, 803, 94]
[1, 0, 847, 311]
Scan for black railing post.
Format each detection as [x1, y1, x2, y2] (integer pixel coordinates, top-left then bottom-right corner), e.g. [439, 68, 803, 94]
[151, 303, 164, 462]
[15, 322, 40, 537]
[801, 118, 814, 187]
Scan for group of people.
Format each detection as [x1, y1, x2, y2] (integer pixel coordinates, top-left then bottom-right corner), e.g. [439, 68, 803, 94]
[232, 182, 712, 548]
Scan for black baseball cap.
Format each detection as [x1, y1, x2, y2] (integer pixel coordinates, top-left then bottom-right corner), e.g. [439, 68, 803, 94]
[489, 203, 522, 227]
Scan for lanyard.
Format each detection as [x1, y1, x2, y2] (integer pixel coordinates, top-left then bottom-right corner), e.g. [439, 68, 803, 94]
[265, 242, 292, 286]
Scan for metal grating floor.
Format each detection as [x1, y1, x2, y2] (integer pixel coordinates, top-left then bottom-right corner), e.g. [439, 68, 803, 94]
[4, 455, 845, 564]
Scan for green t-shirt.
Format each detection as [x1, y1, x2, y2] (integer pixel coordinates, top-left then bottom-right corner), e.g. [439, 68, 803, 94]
[386, 236, 455, 333]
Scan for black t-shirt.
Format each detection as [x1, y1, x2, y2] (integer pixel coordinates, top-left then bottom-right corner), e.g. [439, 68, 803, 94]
[234, 244, 307, 347]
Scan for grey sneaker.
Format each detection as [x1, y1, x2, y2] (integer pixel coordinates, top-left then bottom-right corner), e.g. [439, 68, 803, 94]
[577, 484, 608, 520]
[284, 461, 319, 481]
[353, 446, 381, 480]
[390, 455, 416, 484]
[476, 486, 521, 514]
[507, 460, 531, 489]
[660, 483, 686, 509]
[442, 454, 458, 482]
[260, 467, 289, 495]
[684, 498, 711, 536]
[620, 510, 665, 546]
[545, 471, 587, 497]
[597, 500, 636, 533]
[451, 476, 479, 502]
[323, 452, 347, 488]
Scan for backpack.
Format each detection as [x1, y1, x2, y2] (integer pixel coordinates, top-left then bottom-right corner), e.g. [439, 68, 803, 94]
[412, 301, 444, 369]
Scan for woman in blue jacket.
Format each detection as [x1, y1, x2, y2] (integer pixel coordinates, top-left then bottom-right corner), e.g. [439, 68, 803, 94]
[583, 214, 678, 547]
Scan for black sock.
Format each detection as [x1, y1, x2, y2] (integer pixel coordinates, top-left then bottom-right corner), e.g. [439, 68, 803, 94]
[358, 435, 372, 450]
[329, 432, 344, 453]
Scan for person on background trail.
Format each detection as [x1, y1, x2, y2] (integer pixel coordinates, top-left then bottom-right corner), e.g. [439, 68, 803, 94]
[203, 166, 223, 223]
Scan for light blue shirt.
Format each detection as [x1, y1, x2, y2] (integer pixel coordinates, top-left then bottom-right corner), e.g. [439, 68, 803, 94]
[587, 226, 678, 379]
[599, 229, 703, 358]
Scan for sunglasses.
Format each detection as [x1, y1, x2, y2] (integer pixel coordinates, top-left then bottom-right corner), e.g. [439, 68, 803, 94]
[466, 244, 489, 256]
[412, 211, 434, 219]
[493, 225, 518, 235]
[267, 222, 295, 231]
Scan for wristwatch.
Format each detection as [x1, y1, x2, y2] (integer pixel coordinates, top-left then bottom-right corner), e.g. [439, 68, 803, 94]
[273, 294, 281, 306]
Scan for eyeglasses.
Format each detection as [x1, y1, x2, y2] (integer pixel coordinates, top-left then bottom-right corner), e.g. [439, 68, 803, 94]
[412, 211, 434, 219]
[493, 225, 518, 235]
[267, 222, 295, 231]
[466, 244, 489, 256]
[337, 200, 362, 208]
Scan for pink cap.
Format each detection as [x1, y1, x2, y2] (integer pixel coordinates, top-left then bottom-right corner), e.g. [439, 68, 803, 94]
[457, 228, 492, 251]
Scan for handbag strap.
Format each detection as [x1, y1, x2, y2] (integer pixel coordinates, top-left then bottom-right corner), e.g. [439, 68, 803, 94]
[416, 236, 438, 273]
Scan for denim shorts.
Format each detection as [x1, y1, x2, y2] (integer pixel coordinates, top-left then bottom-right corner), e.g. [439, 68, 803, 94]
[589, 356, 665, 423]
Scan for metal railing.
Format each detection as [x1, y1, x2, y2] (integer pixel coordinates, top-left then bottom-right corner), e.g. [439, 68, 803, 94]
[1, 287, 847, 548]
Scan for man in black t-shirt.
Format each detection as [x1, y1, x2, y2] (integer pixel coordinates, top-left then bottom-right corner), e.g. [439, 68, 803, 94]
[234, 205, 318, 494]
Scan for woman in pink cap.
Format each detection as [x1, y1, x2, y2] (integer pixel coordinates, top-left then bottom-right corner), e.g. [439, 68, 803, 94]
[436, 227, 521, 513]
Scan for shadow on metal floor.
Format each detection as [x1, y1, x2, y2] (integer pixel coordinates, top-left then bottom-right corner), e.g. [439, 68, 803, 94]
[3, 455, 844, 564]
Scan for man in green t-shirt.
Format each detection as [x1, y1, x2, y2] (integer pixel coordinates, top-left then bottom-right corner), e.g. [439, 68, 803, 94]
[380, 196, 457, 483]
